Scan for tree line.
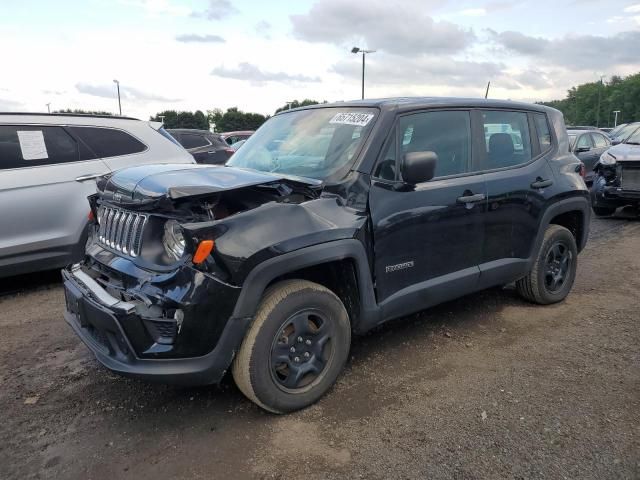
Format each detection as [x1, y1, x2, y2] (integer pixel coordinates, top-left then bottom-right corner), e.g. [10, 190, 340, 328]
[540, 72, 640, 127]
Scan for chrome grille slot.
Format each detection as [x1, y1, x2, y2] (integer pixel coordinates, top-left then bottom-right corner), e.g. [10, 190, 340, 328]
[621, 167, 640, 191]
[96, 206, 147, 256]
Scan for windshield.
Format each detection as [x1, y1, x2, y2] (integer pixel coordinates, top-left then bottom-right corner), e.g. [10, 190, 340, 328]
[626, 128, 640, 145]
[613, 123, 638, 141]
[228, 107, 378, 181]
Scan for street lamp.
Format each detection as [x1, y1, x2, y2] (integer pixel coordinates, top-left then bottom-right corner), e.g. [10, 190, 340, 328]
[596, 74, 605, 127]
[46, 102, 51, 114]
[613, 110, 621, 127]
[351, 47, 376, 100]
[113, 79, 122, 115]
[286, 101, 295, 110]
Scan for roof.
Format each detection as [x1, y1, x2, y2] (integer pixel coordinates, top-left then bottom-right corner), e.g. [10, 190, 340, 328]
[0, 112, 139, 120]
[567, 129, 603, 134]
[280, 96, 553, 115]
[166, 128, 214, 134]
[219, 130, 254, 136]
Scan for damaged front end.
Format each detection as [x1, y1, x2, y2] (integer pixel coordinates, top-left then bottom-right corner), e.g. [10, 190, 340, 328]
[63, 164, 325, 384]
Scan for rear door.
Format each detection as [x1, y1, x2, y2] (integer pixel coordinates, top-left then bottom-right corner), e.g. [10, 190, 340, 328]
[369, 109, 486, 318]
[0, 124, 110, 274]
[477, 110, 556, 288]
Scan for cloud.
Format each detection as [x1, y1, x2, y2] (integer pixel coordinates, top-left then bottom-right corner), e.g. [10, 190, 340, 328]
[191, 0, 238, 20]
[491, 30, 640, 70]
[0, 98, 24, 111]
[75, 83, 181, 103]
[255, 20, 271, 39]
[290, 0, 474, 55]
[331, 54, 509, 88]
[623, 3, 640, 12]
[211, 62, 321, 84]
[461, 8, 486, 16]
[484, 1, 516, 11]
[175, 33, 225, 43]
[119, 0, 190, 17]
[488, 30, 549, 55]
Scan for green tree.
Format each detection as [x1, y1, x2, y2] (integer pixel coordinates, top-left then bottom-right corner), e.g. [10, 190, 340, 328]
[150, 110, 209, 129]
[54, 108, 113, 115]
[208, 107, 268, 132]
[540, 72, 640, 127]
[274, 99, 327, 114]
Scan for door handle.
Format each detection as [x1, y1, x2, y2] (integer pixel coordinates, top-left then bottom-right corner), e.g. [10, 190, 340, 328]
[75, 173, 104, 182]
[530, 178, 553, 189]
[456, 193, 485, 204]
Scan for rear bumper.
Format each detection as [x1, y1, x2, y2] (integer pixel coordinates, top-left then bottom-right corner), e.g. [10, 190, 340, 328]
[62, 265, 250, 385]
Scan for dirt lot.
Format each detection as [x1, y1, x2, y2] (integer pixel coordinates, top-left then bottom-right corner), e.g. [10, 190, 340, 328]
[1, 214, 639, 480]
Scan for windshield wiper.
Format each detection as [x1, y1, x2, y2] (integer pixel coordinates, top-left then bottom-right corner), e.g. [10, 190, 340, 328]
[625, 142, 640, 145]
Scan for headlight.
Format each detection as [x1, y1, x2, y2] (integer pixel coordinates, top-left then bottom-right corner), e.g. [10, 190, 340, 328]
[163, 220, 185, 260]
[599, 152, 617, 165]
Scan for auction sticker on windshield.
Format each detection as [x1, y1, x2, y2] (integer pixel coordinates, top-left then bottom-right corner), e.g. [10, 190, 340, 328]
[330, 112, 374, 127]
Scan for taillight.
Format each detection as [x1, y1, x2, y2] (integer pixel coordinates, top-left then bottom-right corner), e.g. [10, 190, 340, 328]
[579, 163, 586, 178]
[224, 148, 235, 155]
[88, 210, 95, 222]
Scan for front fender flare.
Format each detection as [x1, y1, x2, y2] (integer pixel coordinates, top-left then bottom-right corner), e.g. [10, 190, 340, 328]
[231, 239, 380, 333]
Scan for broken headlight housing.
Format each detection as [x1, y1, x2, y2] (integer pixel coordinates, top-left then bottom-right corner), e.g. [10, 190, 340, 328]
[599, 151, 617, 165]
[163, 220, 186, 260]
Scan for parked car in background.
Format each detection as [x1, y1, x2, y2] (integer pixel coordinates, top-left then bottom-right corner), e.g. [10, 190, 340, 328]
[591, 126, 640, 216]
[167, 128, 234, 164]
[0, 113, 194, 278]
[62, 98, 590, 413]
[566, 125, 600, 131]
[568, 129, 611, 185]
[609, 122, 640, 145]
[600, 127, 613, 134]
[230, 139, 246, 151]
[220, 130, 254, 145]
[607, 123, 627, 139]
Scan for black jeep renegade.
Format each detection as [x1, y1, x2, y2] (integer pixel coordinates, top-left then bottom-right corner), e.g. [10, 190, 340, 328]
[63, 98, 590, 413]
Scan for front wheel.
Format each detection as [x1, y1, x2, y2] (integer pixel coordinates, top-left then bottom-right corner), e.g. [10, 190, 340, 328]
[232, 280, 351, 414]
[516, 225, 578, 305]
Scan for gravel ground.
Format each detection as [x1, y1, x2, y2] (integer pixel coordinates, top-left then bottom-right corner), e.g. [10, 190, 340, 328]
[0, 213, 639, 480]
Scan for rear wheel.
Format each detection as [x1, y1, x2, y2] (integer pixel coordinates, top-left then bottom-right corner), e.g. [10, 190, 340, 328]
[593, 206, 616, 216]
[516, 225, 578, 305]
[232, 280, 351, 414]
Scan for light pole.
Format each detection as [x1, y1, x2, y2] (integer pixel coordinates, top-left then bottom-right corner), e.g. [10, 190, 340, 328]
[46, 103, 51, 114]
[351, 47, 376, 100]
[596, 75, 605, 127]
[286, 101, 295, 110]
[113, 79, 122, 115]
[613, 110, 620, 127]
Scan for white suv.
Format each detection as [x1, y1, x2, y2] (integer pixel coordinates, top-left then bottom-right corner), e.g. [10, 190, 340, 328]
[0, 113, 195, 278]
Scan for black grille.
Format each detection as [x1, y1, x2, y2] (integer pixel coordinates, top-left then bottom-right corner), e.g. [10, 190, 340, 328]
[621, 167, 640, 191]
[144, 319, 177, 344]
[97, 206, 147, 256]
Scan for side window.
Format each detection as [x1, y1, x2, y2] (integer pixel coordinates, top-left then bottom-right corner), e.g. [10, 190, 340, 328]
[591, 133, 609, 148]
[479, 110, 532, 170]
[373, 135, 397, 180]
[0, 125, 80, 169]
[67, 126, 146, 159]
[533, 113, 552, 152]
[399, 110, 471, 178]
[576, 134, 592, 150]
[180, 133, 210, 149]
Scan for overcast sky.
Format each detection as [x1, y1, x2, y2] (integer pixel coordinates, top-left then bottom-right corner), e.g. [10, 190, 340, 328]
[1, 0, 639, 119]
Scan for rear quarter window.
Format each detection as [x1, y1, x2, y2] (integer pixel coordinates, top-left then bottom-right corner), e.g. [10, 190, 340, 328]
[67, 126, 147, 159]
[0, 125, 82, 169]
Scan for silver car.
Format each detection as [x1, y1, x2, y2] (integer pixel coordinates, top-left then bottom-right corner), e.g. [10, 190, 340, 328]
[0, 113, 195, 278]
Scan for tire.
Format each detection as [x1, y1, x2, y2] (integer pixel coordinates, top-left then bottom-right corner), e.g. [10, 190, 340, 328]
[516, 225, 578, 305]
[592, 206, 616, 216]
[232, 280, 351, 414]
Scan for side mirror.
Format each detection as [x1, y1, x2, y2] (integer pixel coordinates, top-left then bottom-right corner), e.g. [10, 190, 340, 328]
[402, 151, 438, 184]
[611, 139, 621, 145]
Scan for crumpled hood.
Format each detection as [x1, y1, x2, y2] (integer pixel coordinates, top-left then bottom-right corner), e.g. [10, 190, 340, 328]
[98, 164, 320, 202]
[607, 143, 640, 162]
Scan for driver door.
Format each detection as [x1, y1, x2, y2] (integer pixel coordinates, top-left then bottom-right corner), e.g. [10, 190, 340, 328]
[369, 110, 486, 319]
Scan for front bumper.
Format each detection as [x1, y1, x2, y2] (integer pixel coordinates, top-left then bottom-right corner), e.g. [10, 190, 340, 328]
[591, 175, 640, 208]
[62, 265, 250, 385]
